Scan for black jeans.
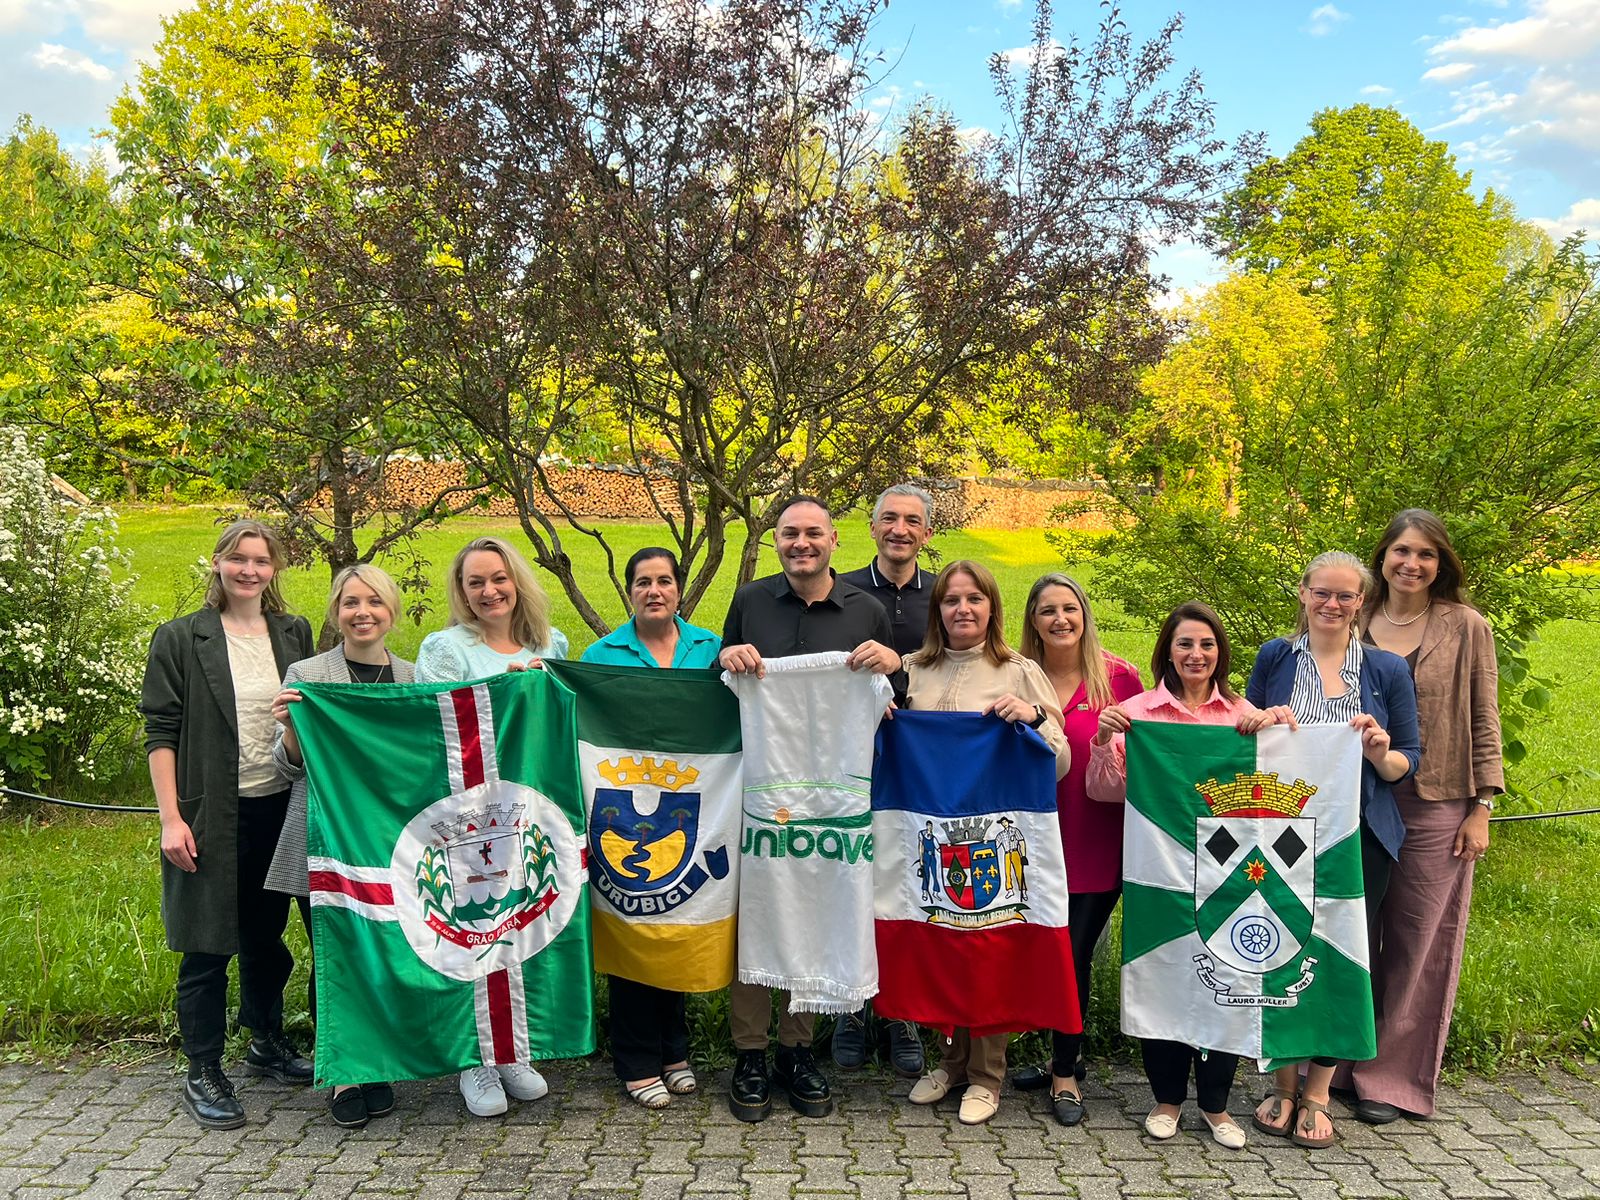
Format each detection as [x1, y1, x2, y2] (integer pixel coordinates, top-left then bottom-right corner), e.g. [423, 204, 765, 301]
[176, 791, 295, 1063]
[1142, 1038, 1239, 1113]
[609, 975, 689, 1082]
[1051, 887, 1121, 1078]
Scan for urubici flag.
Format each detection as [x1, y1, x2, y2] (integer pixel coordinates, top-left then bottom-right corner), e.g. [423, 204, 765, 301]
[295, 670, 594, 1086]
[871, 711, 1079, 1038]
[723, 653, 892, 1013]
[543, 659, 741, 993]
[1121, 721, 1374, 1063]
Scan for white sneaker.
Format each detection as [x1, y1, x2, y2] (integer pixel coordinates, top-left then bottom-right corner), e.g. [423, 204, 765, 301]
[497, 1062, 549, 1102]
[459, 1066, 507, 1117]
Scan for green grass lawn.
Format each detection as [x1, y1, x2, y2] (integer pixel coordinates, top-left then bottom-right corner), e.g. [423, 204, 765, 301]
[3, 505, 1596, 1068]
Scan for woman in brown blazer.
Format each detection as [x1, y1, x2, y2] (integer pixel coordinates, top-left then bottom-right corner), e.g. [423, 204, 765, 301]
[1348, 509, 1502, 1123]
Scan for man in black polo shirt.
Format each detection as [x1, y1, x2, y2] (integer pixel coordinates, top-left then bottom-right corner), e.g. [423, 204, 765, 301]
[834, 483, 937, 1077]
[719, 495, 897, 1122]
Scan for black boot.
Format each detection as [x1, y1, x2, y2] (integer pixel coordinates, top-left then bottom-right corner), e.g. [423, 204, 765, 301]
[245, 1030, 314, 1085]
[182, 1059, 246, 1130]
[772, 1044, 832, 1117]
[728, 1048, 772, 1123]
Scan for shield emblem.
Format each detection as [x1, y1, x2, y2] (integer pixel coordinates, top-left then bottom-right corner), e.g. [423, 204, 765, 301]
[1193, 816, 1315, 974]
[591, 786, 701, 895]
[942, 840, 1001, 911]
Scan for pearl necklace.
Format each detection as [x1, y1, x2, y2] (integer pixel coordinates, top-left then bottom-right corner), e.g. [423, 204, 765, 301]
[1382, 600, 1432, 627]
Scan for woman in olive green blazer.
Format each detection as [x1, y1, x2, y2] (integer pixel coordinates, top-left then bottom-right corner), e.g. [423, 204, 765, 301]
[140, 520, 314, 1130]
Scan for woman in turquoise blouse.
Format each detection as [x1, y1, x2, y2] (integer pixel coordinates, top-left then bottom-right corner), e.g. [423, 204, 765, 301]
[582, 547, 721, 1106]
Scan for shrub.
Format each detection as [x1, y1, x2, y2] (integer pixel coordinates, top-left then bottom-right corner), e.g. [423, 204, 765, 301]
[0, 428, 147, 790]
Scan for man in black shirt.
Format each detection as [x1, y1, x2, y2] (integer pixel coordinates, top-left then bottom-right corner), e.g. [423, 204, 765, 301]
[835, 483, 937, 1078]
[719, 496, 897, 1122]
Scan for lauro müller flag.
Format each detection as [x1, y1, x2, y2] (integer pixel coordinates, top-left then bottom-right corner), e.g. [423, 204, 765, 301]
[543, 659, 741, 993]
[1121, 721, 1375, 1063]
[723, 653, 892, 1013]
[871, 711, 1079, 1037]
[295, 670, 594, 1086]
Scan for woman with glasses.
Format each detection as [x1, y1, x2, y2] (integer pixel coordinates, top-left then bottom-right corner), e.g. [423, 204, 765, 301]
[1243, 551, 1419, 1148]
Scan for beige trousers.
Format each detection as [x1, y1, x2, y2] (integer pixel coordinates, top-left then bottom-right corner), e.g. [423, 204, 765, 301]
[938, 1029, 1007, 1093]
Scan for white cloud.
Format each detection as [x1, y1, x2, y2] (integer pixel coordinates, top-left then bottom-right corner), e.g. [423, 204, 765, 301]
[1419, 1, 1600, 195]
[1530, 197, 1600, 240]
[79, 1, 185, 51]
[32, 40, 112, 80]
[1360, 83, 1394, 95]
[1304, 4, 1350, 37]
[996, 39, 1064, 70]
[995, 0, 1022, 10]
[1432, 0, 1600, 62]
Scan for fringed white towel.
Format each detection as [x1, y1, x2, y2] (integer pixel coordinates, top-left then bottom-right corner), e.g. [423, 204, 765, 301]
[724, 652, 892, 1013]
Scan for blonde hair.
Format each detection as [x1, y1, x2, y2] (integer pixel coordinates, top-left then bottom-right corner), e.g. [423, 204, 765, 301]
[1293, 550, 1373, 637]
[908, 560, 1016, 670]
[325, 563, 402, 637]
[1020, 572, 1116, 709]
[204, 519, 289, 615]
[446, 537, 552, 652]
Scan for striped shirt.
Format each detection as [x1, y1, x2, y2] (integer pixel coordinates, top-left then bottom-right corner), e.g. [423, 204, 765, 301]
[1287, 632, 1364, 724]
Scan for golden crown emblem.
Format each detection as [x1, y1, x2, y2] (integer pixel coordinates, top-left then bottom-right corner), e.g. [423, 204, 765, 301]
[596, 755, 699, 792]
[1196, 771, 1315, 818]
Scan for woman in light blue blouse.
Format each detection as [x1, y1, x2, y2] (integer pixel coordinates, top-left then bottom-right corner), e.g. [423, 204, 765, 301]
[415, 536, 567, 1118]
[581, 547, 720, 1107]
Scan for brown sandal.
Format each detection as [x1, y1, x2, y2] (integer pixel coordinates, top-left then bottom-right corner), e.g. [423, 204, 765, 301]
[1251, 1086, 1296, 1138]
[1291, 1097, 1337, 1148]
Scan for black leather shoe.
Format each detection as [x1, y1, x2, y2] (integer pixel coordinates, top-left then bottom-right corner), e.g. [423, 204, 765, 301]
[359, 1082, 395, 1118]
[772, 1044, 832, 1117]
[1354, 1098, 1401, 1125]
[729, 1049, 772, 1123]
[1011, 1063, 1051, 1091]
[329, 1087, 368, 1129]
[1051, 1085, 1087, 1127]
[182, 1060, 246, 1130]
[245, 1030, 314, 1085]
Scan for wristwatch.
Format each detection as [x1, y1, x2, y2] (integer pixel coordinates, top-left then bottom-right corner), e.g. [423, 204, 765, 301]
[1473, 796, 1495, 812]
[1028, 704, 1047, 729]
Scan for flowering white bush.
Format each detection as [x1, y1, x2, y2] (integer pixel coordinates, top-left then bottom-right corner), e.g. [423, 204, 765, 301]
[0, 429, 148, 790]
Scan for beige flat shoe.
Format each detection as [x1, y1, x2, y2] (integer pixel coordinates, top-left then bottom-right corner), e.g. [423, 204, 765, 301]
[958, 1085, 999, 1125]
[908, 1068, 954, 1105]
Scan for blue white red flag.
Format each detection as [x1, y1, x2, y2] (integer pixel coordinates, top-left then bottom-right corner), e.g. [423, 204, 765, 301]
[871, 711, 1079, 1037]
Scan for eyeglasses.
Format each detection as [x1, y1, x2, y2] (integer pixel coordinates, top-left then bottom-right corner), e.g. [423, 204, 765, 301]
[1306, 588, 1361, 606]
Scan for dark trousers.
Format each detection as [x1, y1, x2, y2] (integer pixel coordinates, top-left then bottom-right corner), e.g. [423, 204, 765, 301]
[1313, 823, 1391, 1068]
[1141, 1039, 1239, 1113]
[176, 791, 295, 1063]
[1051, 887, 1121, 1077]
[609, 975, 689, 1082]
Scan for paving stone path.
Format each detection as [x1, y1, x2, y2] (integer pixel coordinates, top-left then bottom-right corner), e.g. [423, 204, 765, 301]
[2, 1056, 1597, 1199]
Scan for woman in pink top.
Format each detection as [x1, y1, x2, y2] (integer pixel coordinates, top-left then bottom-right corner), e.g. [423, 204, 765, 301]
[1086, 601, 1294, 1150]
[1008, 573, 1143, 1127]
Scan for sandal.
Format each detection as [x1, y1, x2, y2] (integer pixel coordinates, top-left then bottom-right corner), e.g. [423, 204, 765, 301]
[1291, 1097, 1337, 1149]
[624, 1078, 671, 1109]
[663, 1066, 697, 1095]
[1251, 1086, 1296, 1138]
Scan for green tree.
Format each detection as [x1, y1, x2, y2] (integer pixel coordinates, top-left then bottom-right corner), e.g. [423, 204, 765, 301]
[0, 122, 191, 499]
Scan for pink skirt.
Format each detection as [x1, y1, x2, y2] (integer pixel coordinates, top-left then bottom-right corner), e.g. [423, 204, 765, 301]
[1346, 794, 1476, 1115]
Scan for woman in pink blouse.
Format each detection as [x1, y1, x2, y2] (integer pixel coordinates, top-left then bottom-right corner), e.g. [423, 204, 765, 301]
[1086, 601, 1293, 1149]
[1009, 573, 1144, 1126]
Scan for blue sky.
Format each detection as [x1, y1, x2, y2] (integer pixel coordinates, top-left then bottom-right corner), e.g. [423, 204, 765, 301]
[3, 0, 1596, 293]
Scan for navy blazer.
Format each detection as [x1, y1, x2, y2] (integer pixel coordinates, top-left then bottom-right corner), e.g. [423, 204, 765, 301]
[1246, 637, 1420, 860]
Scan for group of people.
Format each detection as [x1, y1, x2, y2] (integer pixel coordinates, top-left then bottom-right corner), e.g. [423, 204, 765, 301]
[142, 487, 1500, 1151]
